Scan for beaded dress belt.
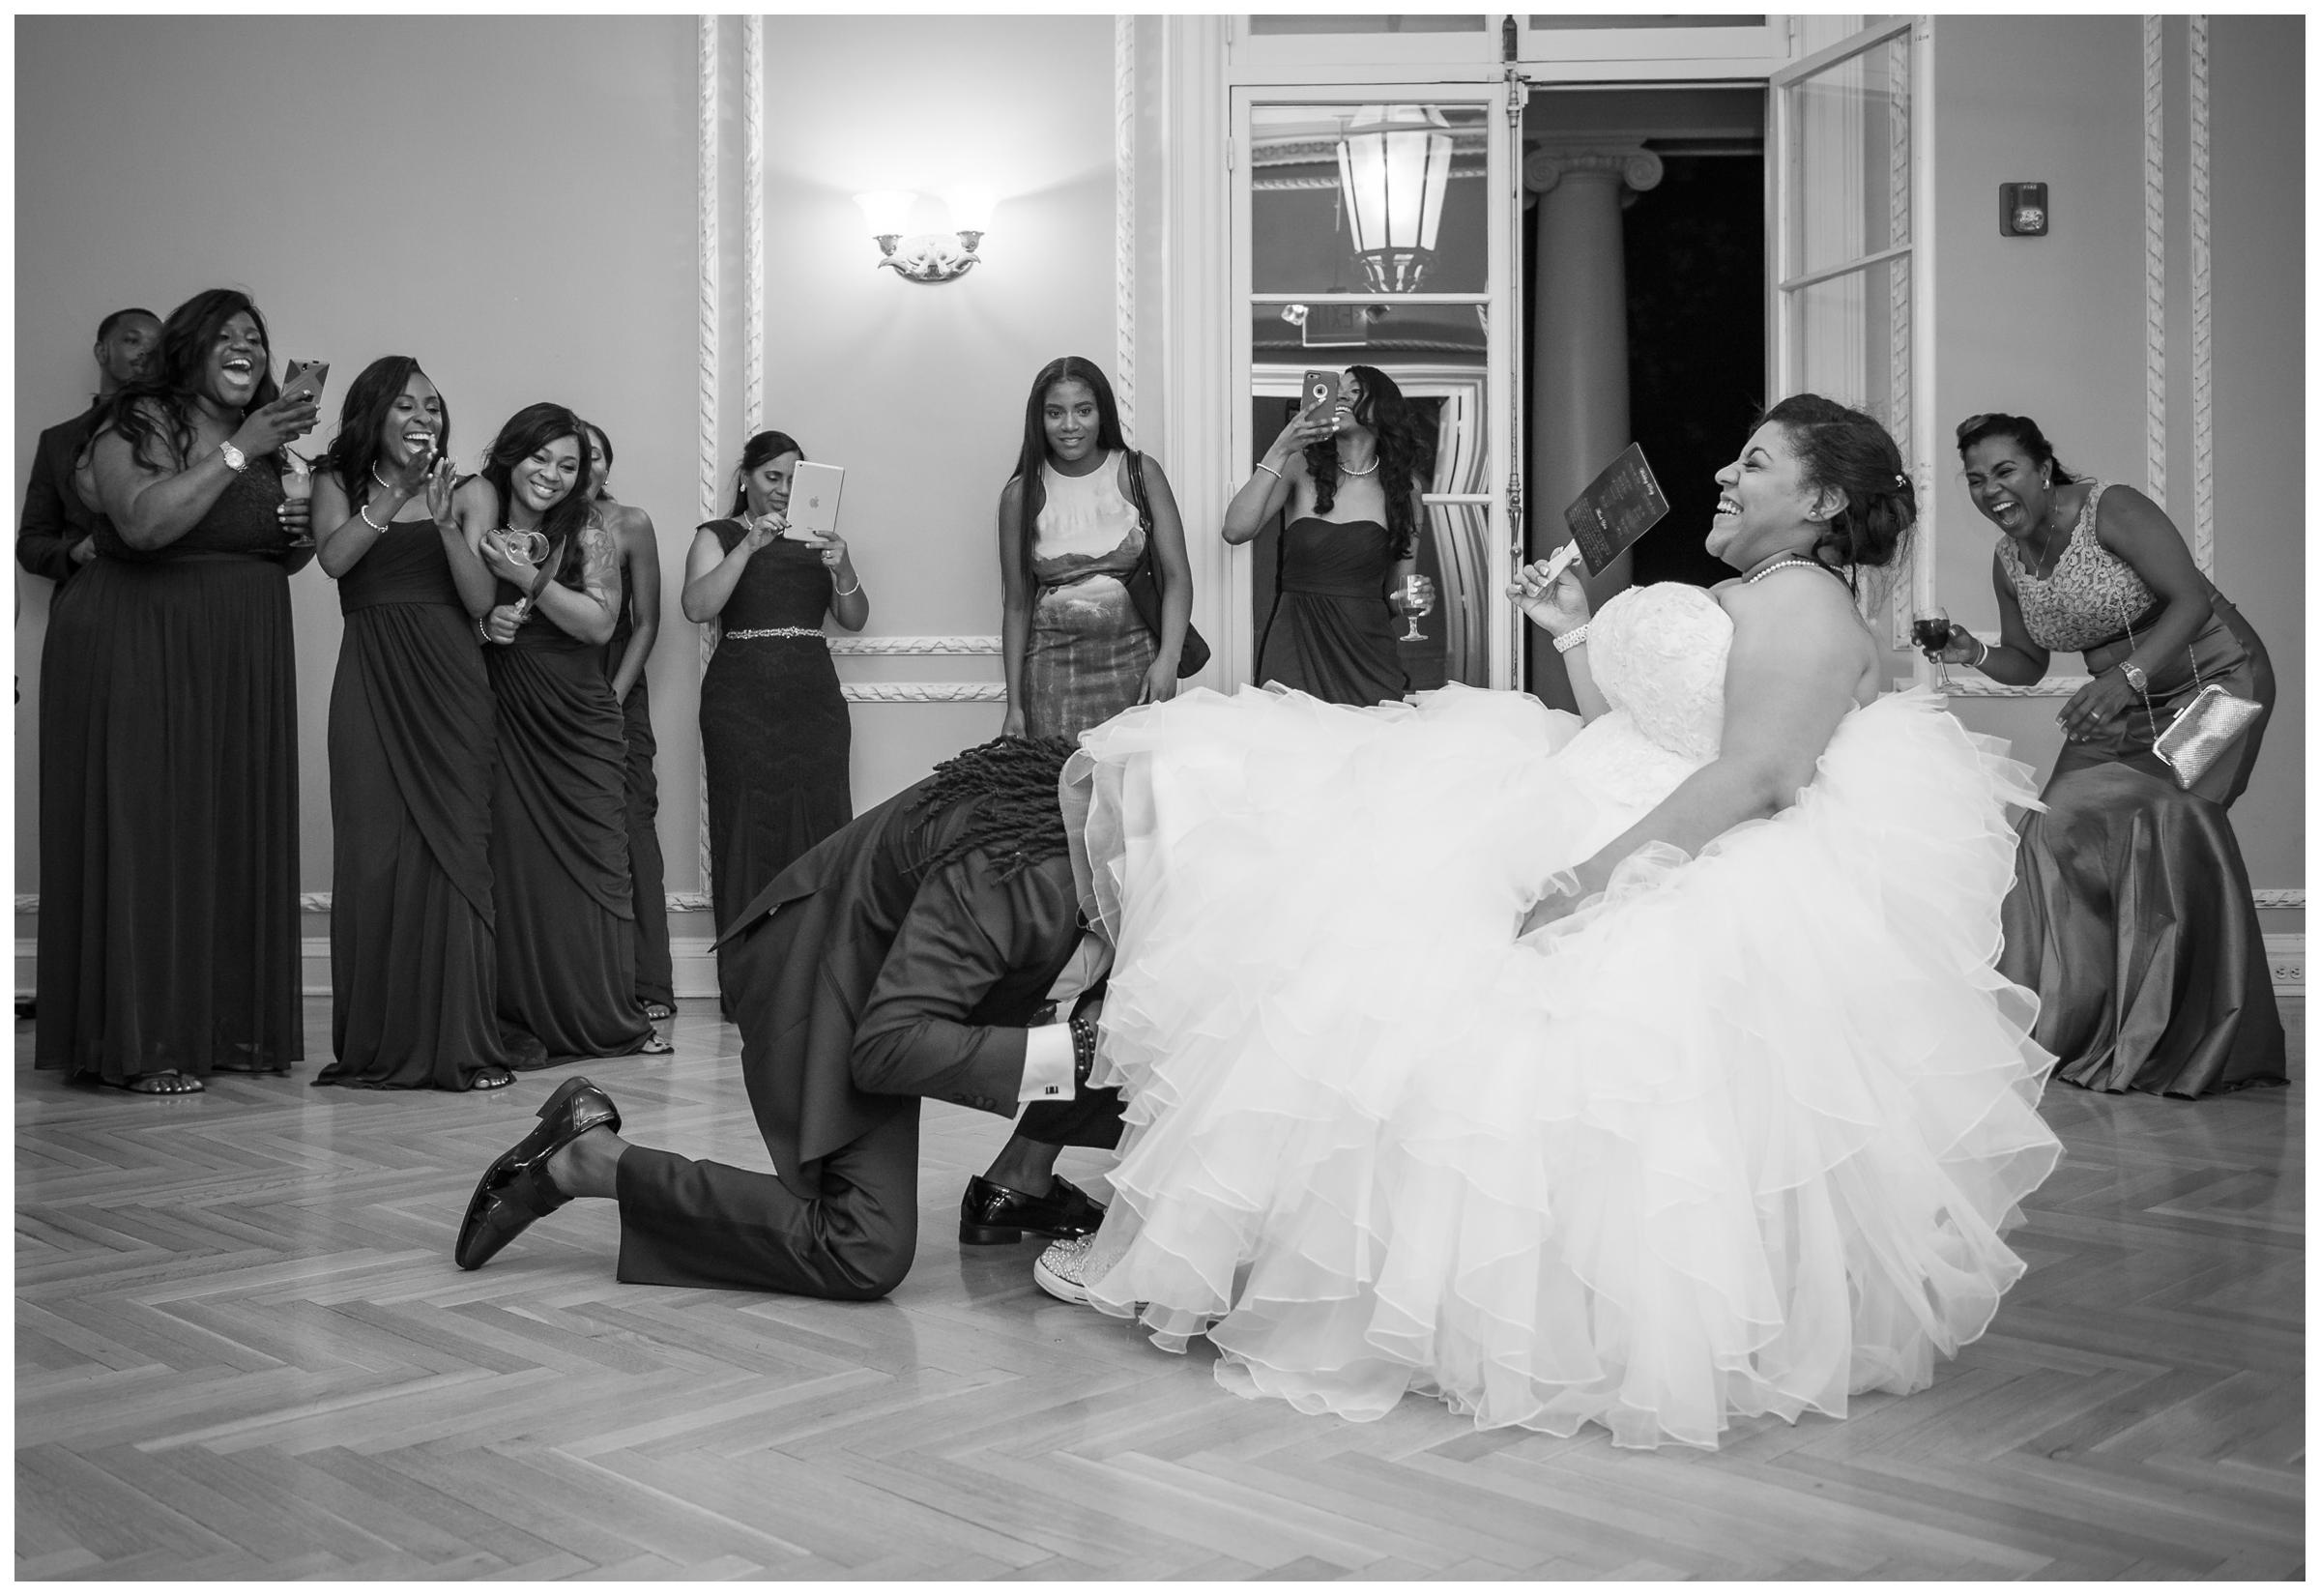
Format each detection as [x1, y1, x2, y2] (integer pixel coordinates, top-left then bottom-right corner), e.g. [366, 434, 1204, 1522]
[723, 626, 825, 641]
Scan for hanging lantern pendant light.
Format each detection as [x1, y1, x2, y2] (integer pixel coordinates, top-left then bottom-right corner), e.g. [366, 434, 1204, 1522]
[1336, 104, 1455, 295]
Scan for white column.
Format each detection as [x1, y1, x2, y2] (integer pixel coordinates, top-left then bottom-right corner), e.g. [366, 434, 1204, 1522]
[1524, 143, 1662, 707]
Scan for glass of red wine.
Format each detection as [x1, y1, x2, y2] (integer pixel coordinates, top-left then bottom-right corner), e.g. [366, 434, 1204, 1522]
[1911, 606, 1954, 689]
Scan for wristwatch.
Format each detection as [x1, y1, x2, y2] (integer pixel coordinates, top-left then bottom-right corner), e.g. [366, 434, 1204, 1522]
[2120, 661, 2150, 693]
[218, 441, 248, 474]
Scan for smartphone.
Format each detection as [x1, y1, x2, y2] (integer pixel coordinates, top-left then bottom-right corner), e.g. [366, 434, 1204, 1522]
[278, 360, 330, 411]
[785, 460, 845, 539]
[1301, 368, 1341, 417]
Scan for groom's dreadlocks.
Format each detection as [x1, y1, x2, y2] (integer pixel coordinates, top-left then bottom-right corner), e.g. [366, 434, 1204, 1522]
[914, 736, 1078, 883]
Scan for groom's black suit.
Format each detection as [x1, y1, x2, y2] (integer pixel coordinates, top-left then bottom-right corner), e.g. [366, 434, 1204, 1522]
[611, 779, 1124, 1300]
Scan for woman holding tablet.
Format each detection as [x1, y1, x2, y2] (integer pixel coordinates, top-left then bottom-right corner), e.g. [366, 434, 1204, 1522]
[682, 431, 866, 982]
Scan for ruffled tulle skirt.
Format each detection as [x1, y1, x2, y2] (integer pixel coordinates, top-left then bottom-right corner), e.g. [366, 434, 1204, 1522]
[1066, 682, 2061, 1449]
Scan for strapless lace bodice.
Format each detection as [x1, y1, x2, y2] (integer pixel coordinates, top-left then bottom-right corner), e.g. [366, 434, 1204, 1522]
[1554, 582, 1732, 821]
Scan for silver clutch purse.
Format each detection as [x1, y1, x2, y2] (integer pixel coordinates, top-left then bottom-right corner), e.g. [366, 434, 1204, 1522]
[2153, 682, 2263, 790]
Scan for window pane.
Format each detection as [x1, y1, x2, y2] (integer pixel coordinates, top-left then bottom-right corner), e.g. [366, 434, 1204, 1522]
[1789, 256, 1911, 441]
[1251, 14, 1486, 34]
[1252, 300, 1489, 364]
[1252, 102, 1492, 296]
[1785, 30, 1911, 280]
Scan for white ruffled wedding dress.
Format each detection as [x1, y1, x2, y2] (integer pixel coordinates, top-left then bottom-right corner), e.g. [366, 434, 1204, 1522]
[1063, 581, 2062, 1449]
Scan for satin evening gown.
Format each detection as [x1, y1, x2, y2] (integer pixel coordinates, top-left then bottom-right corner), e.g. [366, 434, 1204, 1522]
[483, 554, 653, 1063]
[36, 462, 303, 1082]
[697, 519, 853, 943]
[1256, 516, 1408, 707]
[1993, 481, 2284, 1096]
[1067, 583, 2060, 1448]
[318, 515, 536, 1088]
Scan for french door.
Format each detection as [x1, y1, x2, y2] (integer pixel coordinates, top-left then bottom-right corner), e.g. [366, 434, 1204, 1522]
[1227, 77, 1527, 689]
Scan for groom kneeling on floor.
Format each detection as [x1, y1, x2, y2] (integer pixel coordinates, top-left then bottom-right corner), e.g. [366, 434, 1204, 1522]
[454, 736, 1123, 1299]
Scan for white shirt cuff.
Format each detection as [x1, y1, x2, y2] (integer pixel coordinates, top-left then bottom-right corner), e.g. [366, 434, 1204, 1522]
[1019, 1023, 1079, 1106]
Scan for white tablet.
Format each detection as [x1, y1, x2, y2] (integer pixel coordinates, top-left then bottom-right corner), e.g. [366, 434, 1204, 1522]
[785, 460, 845, 538]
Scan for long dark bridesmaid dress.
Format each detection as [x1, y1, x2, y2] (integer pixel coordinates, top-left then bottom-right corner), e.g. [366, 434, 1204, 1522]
[1256, 516, 1409, 707]
[35, 462, 302, 1083]
[606, 597, 674, 1014]
[697, 520, 853, 941]
[317, 512, 537, 1088]
[484, 543, 654, 1063]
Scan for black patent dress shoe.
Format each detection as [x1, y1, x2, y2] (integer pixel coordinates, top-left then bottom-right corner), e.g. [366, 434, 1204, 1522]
[959, 1173, 1107, 1245]
[454, 1076, 622, 1270]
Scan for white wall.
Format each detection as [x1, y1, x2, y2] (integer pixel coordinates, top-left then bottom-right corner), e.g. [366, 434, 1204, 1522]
[1929, 15, 2304, 932]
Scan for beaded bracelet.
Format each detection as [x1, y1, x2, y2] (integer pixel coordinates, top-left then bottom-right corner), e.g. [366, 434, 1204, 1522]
[1253, 461, 1284, 481]
[1068, 1014, 1099, 1086]
[1552, 623, 1590, 655]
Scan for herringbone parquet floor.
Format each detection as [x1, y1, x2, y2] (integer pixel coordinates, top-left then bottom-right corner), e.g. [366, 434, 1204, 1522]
[16, 1001, 2305, 1580]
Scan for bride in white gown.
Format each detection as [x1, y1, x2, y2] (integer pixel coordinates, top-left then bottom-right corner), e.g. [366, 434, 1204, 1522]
[1038, 395, 2062, 1450]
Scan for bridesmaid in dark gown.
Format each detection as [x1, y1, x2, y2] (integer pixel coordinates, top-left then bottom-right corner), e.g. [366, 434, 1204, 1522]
[35, 288, 318, 1093]
[1932, 412, 2283, 1097]
[1223, 363, 1424, 706]
[681, 431, 867, 958]
[310, 357, 532, 1090]
[454, 404, 662, 1064]
[578, 421, 675, 1022]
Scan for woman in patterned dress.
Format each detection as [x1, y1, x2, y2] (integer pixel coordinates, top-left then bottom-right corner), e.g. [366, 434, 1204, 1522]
[998, 357, 1194, 741]
[1928, 412, 2283, 1096]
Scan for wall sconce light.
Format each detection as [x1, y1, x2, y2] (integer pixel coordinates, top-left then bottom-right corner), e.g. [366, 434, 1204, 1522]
[1336, 105, 1454, 293]
[855, 189, 991, 283]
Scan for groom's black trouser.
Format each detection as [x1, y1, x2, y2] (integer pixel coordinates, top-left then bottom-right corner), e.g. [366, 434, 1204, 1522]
[613, 1090, 1122, 1300]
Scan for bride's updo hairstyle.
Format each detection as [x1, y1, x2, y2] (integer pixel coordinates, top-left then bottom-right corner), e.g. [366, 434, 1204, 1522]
[1760, 393, 1917, 582]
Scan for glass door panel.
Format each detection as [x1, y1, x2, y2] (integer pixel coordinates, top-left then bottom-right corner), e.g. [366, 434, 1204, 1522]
[1234, 86, 1516, 690]
[1771, 16, 1926, 647]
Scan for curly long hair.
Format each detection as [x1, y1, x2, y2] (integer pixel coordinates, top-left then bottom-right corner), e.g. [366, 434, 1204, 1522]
[1302, 363, 1429, 561]
[914, 736, 1077, 884]
[478, 403, 595, 581]
[102, 288, 284, 474]
[1006, 357, 1131, 600]
[318, 356, 449, 510]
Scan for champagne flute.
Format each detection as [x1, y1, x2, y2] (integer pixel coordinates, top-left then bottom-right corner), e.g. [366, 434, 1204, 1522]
[1395, 573, 1436, 643]
[1910, 606, 1954, 689]
[280, 448, 313, 547]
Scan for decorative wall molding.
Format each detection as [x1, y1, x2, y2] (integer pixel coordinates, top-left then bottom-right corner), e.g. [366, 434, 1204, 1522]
[2141, 15, 2167, 507]
[841, 683, 1009, 704]
[695, 14, 722, 900]
[742, 15, 764, 441]
[826, 635, 1001, 655]
[2254, 891, 2306, 911]
[1115, 15, 1137, 438]
[2188, 14, 2214, 574]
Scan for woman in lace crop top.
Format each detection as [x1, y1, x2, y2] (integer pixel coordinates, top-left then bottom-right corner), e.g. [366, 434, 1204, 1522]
[1934, 412, 2274, 805]
[1926, 413, 2283, 1098]
[998, 357, 1194, 741]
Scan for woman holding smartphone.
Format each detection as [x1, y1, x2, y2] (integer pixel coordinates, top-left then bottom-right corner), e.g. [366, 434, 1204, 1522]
[37, 288, 317, 1093]
[310, 357, 535, 1091]
[682, 430, 866, 968]
[450, 403, 663, 1062]
[1223, 363, 1426, 707]
[999, 356, 1194, 740]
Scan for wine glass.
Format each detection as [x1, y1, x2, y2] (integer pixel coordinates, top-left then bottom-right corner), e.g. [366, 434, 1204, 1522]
[1395, 574, 1436, 643]
[1910, 606, 1954, 689]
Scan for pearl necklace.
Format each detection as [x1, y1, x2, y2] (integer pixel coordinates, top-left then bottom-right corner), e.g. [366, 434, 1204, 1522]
[1742, 557, 1842, 586]
[1338, 455, 1379, 478]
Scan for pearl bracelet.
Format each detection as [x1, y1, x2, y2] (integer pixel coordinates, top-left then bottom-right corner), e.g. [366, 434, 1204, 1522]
[832, 575, 861, 597]
[1253, 461, 1284, 480]
[1552, 623, 1589, 654]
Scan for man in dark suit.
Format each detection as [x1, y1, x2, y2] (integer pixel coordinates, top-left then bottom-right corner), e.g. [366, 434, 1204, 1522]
[455, 737, 1125, 1300]
[16, 306, 160, 587]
